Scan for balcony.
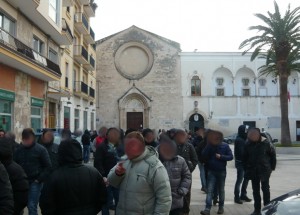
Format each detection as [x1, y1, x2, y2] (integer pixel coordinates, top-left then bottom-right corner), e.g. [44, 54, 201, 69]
[0, 28, 61, 81]
[63, 0, 74, 7]
[84, 27, 95, 44]
[9, 1, 70, 45]
[47, 81, 70, 100]
[91, 43, 96, 51]
[74, 81, 89, 98]
[74, 45, 89, 64]
[62, 19, 73, 45]
[84, 3, 96, 17]
[74, 13, 89, 35]
[89, 87, 95, 98]
[83, 54, 95, 71]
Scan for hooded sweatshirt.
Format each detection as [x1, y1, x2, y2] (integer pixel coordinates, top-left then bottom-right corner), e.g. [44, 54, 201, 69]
[40, 139, 107, 215]
[234, 125, 247, 162]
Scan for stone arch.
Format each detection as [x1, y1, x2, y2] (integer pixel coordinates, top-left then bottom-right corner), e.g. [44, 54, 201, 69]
[212, 66, 234, 96]
[189, 113, 204, 132]
[119, 93, 151, 130]
[235, 66, 256, 96]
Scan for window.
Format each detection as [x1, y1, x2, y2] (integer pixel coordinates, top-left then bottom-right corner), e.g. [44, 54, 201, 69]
[49, 0, 59, 23]
[216, 78, 224, 86]
[0, 13, 15, 35]
[49, 48, 58, 63]
[64, 106, 70, 129]
[0, 100, 12, 131]
[259, 78, 267, 87]
[91, 112, 95, 131]
[74, 109, 80, 130]
[65, 62, 69, 88]
[31, 107, 42, 132]
[33, 37, 44, 54]
[216, 88, 225, 96]
[83, 111, 88, 130]
[191, 76, 201, 96]
[73, 69, 77, 91]
[242, 89, 250, 96]
[242, 78, 250, 86]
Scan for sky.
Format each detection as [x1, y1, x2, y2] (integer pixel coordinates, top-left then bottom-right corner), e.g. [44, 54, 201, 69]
[90, 0, 299, 52]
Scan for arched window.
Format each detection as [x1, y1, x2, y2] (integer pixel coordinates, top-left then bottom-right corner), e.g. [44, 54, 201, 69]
[191, 76, 201, 96]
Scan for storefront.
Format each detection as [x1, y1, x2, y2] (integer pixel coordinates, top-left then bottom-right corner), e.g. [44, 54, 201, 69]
[31, 97, 44, 132]
[0, 89, 15, 131]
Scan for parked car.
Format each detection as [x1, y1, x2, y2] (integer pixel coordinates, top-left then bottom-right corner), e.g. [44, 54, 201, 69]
[262, 189, 300, 215]
[223, 133, 238, 144]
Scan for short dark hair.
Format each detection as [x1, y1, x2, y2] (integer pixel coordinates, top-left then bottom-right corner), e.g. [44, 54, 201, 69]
[22, 128, 35, 139]
[142, 128, 153, 137]
[106, 127, 120, 136]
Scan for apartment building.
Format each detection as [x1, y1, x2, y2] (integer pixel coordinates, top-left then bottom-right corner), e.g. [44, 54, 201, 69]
[0, 0, 97, 139]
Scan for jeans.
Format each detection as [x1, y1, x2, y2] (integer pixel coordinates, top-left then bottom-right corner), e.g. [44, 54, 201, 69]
[198, 162, 207, 189]
[205, 170, 226, 210]
[102, 186, 119, 215]
[234, 161, 249, 199]
[252, 177, 270, 212]
[27, 182, 43, 215]
[83, 145, 90, 163]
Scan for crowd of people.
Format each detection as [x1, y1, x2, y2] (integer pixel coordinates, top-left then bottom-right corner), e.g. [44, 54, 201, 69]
[0, 124, 276, 215]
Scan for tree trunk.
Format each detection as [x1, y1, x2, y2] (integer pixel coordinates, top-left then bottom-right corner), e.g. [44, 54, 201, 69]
[278, 61, 292, 146]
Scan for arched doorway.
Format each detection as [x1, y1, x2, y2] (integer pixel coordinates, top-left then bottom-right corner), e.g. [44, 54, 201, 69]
[189, 113, 204, 132]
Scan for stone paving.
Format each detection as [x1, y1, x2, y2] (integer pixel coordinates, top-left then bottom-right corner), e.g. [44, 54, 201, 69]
[24, 152, 300, 215]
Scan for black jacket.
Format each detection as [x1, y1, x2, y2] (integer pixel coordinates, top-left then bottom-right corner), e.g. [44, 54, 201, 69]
[0, 137, 29, 212]
[0, 161, 14, 215]
[234, 125, 247, 162]
[196, 138, 207, 163]
[40, 139, 107, 215]
[82, 130, 91, 146]
[192, 135, 203, 148]
[94, 139, 119, 177]
[243, 137, 277, 181]
[42, 142, 59, 172]
[177, 142, 198, 172]
[14, 142, 52, 183]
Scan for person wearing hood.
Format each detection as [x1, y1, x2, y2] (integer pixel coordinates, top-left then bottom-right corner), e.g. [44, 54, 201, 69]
[234, 125, 252, 204]
[40, 139, 107, 215]
[0, 160, 14, 215]
[158, 135, 191, 215]
[82, 129, 91, 163]
[142, 128, 158, 148]
[0, 137, 29, 215]
[41, 129, 59, 172]
[200, 130, 233, 215]
[243, 128, 276, 215]
[108, 131, 172, 215]
[14, 128, 51, 215]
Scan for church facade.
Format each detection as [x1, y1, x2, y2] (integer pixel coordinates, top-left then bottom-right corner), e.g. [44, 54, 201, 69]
[95, 26, 183, 131]
[96, 26, 300, 141]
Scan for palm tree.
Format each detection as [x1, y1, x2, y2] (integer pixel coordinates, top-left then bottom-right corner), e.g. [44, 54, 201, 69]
[239, 1, 300, 146]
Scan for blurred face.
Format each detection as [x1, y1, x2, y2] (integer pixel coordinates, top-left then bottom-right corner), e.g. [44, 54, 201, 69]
[99, 127, 107, 137]
[159, 142, 176, 161]
[174, 132, 187, 144]
[125, 137, 145, 160]
[196, 129, 205, 137]
[144, 132, 155, 143]
[248, 130, 261, 143]
[207, 131, 222, 146]
[42, 131, 54, 145]
[0, 131, 5, 138]
[22, 136, 35, 147]
[107, 130, 120, 145]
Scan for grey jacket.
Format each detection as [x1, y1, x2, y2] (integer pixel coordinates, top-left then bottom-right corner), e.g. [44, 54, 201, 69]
[161, 155, 191, 210]
[108, 146, 172, 215]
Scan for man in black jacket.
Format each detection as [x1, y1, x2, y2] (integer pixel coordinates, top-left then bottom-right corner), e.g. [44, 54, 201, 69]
[82, 130, 91, 163]
[0, 160, 14, 215]
[244, 128, 276, 215]
[14, 128, 51, 215]
[94, 127, 120, 215]
[234, 125, 252, 204]
[40, 139, 107, 215]
[142, 128, 158, 148]
[174, 129, 198, 215]
[0, 137, 29, 215]
[41, 129, 59, 172]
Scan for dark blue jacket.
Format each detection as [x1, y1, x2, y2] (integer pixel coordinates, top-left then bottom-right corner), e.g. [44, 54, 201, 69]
[202, 143, 233, 171]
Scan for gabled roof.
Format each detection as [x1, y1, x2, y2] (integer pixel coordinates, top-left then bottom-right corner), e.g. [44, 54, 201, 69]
[96, 25, 181, 50]
[118, 83, 153, 103]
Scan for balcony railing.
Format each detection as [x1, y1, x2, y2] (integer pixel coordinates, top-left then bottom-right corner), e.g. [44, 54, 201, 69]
[89, 87, 95, 98]
[74, 45, 89, 64]
[74, 13, 89, 34]
[90, 55, 95, 69]
[91, 43, 96, 51]
[62, 18, 73, 43]
[74, 81, 88, 95]
[0, 28, 61, 76]
[90, 27, 95, 41]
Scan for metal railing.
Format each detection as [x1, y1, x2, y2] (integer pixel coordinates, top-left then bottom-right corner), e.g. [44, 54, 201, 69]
[62, 18, 73, 40]
[90, 27, 95, 40]
[74, 81, 88, 95]
[74, 45, 89, 62]
[90, 55, 95, 68]
[0, 27, 61, 75]
[74, 13, 89, 31]
[89, 87, 95, 98]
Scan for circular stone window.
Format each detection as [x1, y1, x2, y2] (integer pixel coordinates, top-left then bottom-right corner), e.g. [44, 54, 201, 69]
[114, 42, 154, 80]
